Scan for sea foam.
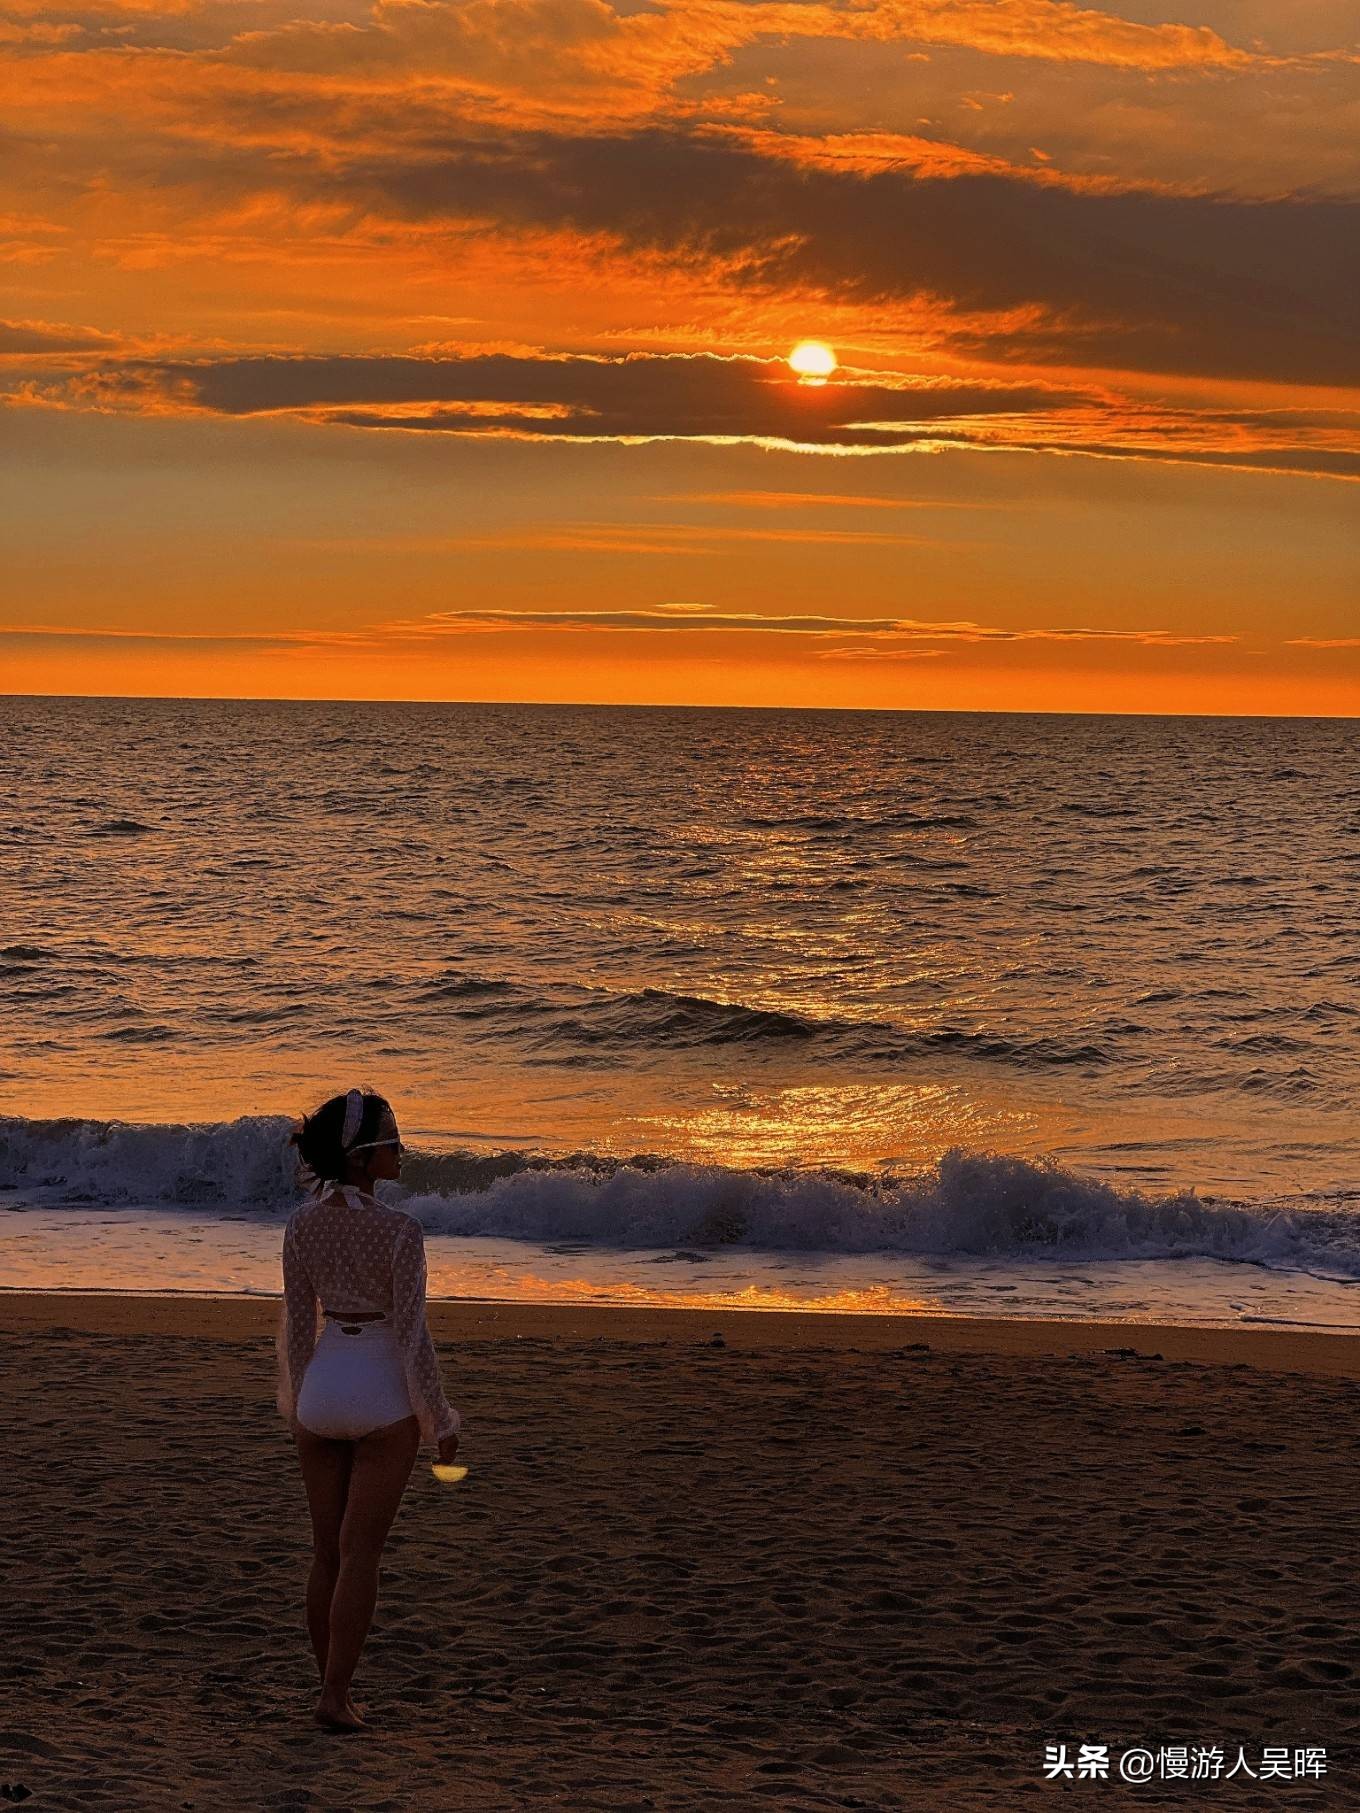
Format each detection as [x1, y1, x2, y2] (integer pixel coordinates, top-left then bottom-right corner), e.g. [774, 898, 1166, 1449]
[2, 1113, 1355, 1280]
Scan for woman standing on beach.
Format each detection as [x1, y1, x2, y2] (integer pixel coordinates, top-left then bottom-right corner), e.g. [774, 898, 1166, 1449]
[278, 1087, 461, 1731]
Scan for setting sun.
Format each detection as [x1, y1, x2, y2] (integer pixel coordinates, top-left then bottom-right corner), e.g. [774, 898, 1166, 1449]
[787, 340, 838, 381]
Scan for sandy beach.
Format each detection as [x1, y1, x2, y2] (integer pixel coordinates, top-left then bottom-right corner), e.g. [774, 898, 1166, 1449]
[2, 1296, 1357, 1810]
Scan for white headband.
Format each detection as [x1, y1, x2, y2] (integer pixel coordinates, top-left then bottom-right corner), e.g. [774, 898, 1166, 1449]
[341, 1087, 365, 1150]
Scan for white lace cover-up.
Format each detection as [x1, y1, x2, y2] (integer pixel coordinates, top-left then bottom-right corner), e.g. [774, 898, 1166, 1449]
[277, 1185, 460, 1447]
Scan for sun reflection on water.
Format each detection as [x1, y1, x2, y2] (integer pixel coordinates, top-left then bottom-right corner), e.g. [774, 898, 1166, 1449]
[427, 1268, 939, 1316]
[625, 1079, 1043, 1171]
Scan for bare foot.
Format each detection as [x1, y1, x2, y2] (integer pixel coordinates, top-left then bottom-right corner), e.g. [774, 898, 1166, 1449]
[314, 1689, 365, 1731]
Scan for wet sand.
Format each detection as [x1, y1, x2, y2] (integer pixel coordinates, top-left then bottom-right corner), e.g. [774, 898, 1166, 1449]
[2, 1295, 1357, 1809]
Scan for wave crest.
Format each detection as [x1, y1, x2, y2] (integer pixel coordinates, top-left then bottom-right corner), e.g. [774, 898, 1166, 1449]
[2, 1113, 1353, 1278]
[401, 973, 1112, 1066]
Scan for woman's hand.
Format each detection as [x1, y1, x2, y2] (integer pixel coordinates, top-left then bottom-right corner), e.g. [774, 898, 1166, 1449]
[437, 1432, 461, 1465]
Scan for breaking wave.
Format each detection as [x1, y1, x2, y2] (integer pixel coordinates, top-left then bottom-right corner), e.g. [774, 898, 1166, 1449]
[3, 1113, 1357, 1280]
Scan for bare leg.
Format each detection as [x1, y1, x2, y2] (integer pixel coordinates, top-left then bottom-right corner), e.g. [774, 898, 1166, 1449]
[293, 1424, 353, 1684]
[317, 1414, 420, 1727]
[309, 1564, 340, 1688]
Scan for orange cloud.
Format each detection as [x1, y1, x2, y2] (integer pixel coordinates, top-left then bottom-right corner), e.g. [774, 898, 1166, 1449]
[308, 522, 944, 553]
[817, 645, 944, 660]
[0, 606, 1243, 649]
[654, 490, 1007, 509]
[0, 316, 125, 355]
[0, 0, 1325, 163]
[859, 0, 1268, 70]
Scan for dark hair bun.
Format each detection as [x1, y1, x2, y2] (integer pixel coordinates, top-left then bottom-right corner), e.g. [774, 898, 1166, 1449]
[291, 1087, 394, 1191]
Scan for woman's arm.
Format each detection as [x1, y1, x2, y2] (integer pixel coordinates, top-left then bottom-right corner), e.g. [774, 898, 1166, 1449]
[391, 1217, 461, 1449]
[276, 1218, 319, 1425]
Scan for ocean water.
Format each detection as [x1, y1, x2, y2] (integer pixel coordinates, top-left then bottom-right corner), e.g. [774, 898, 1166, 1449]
[2, 695, 1358, 1329]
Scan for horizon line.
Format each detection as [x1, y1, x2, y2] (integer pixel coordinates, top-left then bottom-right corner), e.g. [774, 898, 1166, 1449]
[2, 690, 1357, 723]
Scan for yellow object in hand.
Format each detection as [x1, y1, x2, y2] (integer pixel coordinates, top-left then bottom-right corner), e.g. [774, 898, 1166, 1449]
[432, 1462, 469, 1484]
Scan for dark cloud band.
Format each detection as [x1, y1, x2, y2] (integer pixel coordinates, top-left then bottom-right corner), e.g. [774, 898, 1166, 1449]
[48, 349, 1357, 478]
[331, 129, 1358, 389]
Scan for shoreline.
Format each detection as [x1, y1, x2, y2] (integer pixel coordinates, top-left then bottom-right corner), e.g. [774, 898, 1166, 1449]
[4, 1286, 1360, 1375]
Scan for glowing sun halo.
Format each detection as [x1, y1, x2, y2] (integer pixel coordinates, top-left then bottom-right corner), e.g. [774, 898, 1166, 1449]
[788, 340, 838, 382]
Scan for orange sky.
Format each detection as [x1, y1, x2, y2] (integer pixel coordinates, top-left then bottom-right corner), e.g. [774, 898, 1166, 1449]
[2, 0, 1357, 712]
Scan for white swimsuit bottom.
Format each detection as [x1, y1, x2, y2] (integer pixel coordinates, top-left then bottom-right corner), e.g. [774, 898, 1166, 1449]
[296, 1318, 415, 1441]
